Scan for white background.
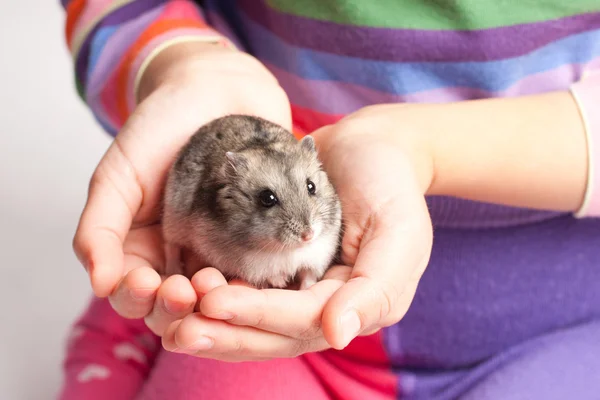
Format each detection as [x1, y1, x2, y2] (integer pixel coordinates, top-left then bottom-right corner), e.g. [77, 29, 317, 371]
[0, 2, 112, 398]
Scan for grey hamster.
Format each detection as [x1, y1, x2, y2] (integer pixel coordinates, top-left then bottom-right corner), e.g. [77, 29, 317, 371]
[161, 114, 342, 289]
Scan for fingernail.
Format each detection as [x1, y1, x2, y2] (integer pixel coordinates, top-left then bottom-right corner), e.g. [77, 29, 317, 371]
[164, 299, 188, 314]
[178, 336, 214, 353]
[339, 310, 361, 348]
[130, 288, 155, 300]
[204, 311, 235, 320]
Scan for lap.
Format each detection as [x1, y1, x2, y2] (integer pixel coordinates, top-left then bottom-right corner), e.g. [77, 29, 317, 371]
[398, 320, 600, 400]
[459, 319, 600, 400]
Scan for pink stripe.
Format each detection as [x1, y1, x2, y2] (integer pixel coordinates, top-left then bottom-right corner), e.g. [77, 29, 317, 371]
[267, 57, 600, 115]
[99, 72, 122, 130]
[86, 6, 163, 101]
[125, 27, 225, 110]
[160, 0, 203, 19]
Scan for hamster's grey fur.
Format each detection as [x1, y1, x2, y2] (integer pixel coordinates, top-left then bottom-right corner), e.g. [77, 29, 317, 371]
[162, 115, 342, 289]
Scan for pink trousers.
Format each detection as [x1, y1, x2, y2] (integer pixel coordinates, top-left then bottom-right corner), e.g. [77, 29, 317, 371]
[59, 297, 397, 400]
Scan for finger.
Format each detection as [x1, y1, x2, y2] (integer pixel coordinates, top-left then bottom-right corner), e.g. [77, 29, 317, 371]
[355, 278, 420, 338]
[191, 268, 228, 294]
[322, 199, 433, 350]
[73, 142, 143, 297]
[189, 267, 255, 302]
[161, 318, 183, 348]
[108, 266, 161, 319]
[199, 270, 348, 339]
[322, 265, 353, 281]
[228, 279, 254, 288]
[190, 268, 228, 307]
[106, 226, 168, 318]
[162, 313, 329, 361]
[144, 274, 197, 336]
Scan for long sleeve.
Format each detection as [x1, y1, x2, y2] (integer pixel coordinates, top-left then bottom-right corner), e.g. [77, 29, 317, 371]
[61, 0, 233, 136]
[571, 67, 600, 218]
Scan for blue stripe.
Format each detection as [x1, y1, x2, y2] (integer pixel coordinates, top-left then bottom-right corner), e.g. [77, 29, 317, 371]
[93, 113, 118, 137]
[87, 26, 119, 85]
[239, 13, 600, 95]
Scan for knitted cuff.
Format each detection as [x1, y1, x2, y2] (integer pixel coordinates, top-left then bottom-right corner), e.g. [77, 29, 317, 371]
[570, 68, 600, 218]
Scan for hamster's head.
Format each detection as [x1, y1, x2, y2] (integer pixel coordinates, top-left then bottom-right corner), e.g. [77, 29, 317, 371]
[216, 136, 341, 250]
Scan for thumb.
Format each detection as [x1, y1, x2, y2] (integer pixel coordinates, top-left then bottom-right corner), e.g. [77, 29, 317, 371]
[72, 93, 182, 296]
[73, 140, 142, 296]
[321, 199, 432, 350]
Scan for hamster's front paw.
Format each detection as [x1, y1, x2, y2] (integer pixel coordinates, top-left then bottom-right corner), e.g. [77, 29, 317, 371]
[266, 274, 288, 289]
[298, 269, 318, 290]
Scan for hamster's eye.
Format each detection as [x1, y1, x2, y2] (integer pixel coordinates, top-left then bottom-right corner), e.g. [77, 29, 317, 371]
[258, 189, 278, 208]
[307, 180, 316, 195]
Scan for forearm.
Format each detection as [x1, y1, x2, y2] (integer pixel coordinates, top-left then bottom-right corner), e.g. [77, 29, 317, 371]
[136, 40, 273, 103]
[409, 91, 589, 213]
[137, 41, 227, 102]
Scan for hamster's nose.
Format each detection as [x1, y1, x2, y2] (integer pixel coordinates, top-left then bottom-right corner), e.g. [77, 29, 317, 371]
[301, 229, 314, 242]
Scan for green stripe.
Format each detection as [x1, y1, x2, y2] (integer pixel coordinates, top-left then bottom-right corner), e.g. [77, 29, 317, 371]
[267, 0, 600, 30]
[76, 76, 85, 101]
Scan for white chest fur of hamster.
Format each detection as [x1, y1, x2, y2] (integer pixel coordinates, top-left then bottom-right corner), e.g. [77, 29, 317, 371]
[237, 220, 339, 289]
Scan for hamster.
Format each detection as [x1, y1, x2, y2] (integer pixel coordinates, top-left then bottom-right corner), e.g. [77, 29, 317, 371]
[161, 115, 342, 290]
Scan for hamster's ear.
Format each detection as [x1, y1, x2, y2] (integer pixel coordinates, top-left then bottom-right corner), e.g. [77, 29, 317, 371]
[225, 151, 248, 173]
[300, 135, 316, 153]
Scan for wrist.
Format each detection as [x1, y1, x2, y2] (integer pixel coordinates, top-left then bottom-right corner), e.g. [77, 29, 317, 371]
[132, 38, 292, 134]
[357, 105, 438, 195]
[315, 105, 437, 196]
[388, 119, 437, 196]
[137, 40, 238, 103]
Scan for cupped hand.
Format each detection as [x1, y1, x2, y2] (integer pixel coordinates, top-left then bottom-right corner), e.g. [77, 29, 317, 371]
[162, 105, 435, 360]
[72, 42, 292, 336]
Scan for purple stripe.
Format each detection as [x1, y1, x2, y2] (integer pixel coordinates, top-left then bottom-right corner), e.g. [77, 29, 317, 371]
[237, 0, 600, 63]
[268, 57, 600, 115]
[75, 0, 167, 90]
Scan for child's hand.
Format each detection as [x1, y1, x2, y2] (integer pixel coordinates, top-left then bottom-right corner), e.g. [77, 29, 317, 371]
[161, 105, 436, 359]
[72, 42, 292, 336]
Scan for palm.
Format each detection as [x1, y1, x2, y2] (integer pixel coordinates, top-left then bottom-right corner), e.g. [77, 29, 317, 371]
[313, 129, 434, 331]
[74, 49, 291, 334]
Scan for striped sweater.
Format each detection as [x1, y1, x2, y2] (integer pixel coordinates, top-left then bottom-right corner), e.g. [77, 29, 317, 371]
[62, 0, 600, 135]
